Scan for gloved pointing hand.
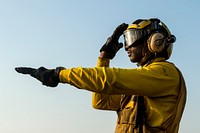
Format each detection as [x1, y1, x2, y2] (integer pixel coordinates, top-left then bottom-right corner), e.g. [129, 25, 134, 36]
[100, 23, 128, 59]
[15, 66, 65, 87]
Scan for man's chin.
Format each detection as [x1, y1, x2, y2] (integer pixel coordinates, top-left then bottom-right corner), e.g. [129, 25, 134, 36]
[129, 57, 141, 63]
[130, 58, 136, 63]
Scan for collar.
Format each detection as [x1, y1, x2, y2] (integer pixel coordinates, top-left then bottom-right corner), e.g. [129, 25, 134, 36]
[143, 57, 166, 67]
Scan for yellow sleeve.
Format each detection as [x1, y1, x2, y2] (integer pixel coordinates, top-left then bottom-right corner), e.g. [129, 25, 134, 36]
[92, 58, 121, 111]
[92, 93, 121, 110]
[59, 59, 180, 97]
[59, 57, 121, 110]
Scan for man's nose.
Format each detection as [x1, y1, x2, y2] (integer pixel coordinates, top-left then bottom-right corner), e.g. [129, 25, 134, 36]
[125, 44, 131, 51]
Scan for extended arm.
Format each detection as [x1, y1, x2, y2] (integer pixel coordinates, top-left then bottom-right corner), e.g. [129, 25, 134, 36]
[58, 60, 180, 97]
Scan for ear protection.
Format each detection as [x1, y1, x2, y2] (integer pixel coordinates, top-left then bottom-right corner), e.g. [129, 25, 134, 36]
[146, 19, 176, 54]
[147, 32, 167, 53]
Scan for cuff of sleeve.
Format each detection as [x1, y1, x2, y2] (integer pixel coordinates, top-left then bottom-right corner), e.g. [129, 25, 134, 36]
[59, 69, 71, 83]
[97, 57, 110, 67]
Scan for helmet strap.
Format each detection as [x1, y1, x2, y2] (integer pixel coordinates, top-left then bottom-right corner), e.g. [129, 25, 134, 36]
[137, 44, 154, 66]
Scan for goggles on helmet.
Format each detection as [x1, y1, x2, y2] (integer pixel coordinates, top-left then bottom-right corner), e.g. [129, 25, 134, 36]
[123, 29, 146, 48]
[123, 20, 151, 49]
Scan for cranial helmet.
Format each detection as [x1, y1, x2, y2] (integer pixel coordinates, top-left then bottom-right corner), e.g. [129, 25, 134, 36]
[123, 18, 176, 66]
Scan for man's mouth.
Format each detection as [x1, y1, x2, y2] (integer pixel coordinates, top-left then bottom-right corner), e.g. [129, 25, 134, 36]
[127, 51, 131, 57]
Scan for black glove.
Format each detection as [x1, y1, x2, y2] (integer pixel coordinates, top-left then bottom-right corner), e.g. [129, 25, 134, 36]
[15, 66, 65, 87]
[100, 23, 128, 59]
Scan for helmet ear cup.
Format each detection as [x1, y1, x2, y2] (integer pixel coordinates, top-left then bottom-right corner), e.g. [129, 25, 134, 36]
[147, 32, 166, 53]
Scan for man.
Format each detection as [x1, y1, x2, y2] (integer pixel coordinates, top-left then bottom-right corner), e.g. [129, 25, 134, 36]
[16, 18, 186, 133]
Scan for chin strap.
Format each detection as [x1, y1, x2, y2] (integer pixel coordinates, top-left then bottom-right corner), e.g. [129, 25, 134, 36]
[137, 44, 155, 66]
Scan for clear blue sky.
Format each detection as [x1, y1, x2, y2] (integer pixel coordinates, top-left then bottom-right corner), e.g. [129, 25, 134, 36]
[0, 0, 199, 133]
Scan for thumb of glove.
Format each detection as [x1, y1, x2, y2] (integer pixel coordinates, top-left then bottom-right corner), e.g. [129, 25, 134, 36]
[118, 42, 123, 49]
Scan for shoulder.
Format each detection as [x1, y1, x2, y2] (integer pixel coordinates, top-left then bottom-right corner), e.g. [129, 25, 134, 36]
[144, 59, 180, 82]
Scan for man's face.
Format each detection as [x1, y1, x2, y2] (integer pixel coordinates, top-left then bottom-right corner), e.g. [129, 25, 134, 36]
[125, 41, 144, 63]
